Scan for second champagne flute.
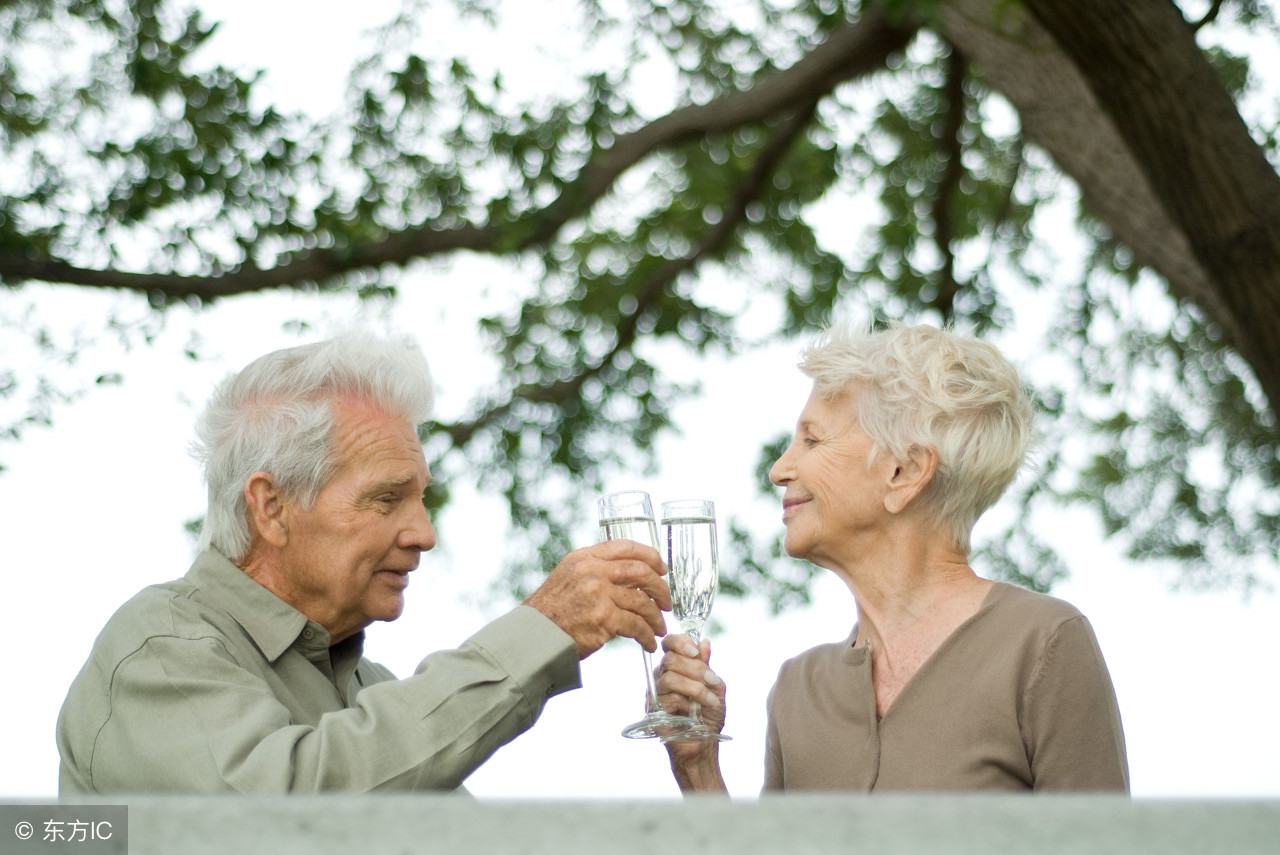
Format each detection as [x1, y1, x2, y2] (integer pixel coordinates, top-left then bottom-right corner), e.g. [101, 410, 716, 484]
[597, 490, 695, 740]
[660, 498, 731, 743]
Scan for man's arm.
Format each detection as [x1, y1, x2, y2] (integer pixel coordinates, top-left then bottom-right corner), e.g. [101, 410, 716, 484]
[60, 605, 578, 794]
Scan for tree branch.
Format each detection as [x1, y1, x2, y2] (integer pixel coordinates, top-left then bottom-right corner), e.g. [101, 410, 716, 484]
[1191, 0, 1225, 32]
[438, 98, 823, 449]
[932, 44, 967, 320]
[1, 6, 917, 301]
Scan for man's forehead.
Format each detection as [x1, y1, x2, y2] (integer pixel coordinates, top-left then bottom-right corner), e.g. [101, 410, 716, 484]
[329, 407, 429, 479]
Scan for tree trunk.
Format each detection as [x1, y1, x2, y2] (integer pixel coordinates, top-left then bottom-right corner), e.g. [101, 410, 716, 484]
[941, 0, 1280, 409]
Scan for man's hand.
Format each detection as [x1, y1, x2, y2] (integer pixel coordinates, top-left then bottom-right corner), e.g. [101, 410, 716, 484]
[524, 539, 671, 659]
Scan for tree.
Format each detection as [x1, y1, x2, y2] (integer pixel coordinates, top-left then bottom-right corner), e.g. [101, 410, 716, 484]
[2, 0, 1277, 605]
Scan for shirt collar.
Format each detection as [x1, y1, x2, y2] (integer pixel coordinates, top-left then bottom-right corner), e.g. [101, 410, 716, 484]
[186, 549, 327, 663]
[842, 623, 867, 666]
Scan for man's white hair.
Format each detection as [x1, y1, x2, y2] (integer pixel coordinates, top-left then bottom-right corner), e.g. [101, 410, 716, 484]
[190, 330, 434, 561]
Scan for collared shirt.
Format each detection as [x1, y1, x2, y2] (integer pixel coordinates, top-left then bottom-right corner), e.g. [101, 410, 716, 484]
[57, 549, 581, 794]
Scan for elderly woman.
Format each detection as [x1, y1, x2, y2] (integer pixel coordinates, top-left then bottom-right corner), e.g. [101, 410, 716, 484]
[658, 323, 1128, 792]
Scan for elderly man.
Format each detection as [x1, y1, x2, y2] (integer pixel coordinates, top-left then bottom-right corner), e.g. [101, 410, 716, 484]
[57, 331, 669, 793]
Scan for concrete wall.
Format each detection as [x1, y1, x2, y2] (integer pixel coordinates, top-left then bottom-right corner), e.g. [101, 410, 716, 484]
[32, 795, 1280, 855]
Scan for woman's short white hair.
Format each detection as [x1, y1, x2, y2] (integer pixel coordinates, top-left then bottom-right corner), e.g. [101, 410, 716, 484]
[190, 330, 434, 561]
[799, 322, 1035, 554]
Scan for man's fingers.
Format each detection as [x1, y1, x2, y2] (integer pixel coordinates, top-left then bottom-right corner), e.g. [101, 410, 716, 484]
[594, 537, 667, 574]
[634, 576, 673, 612]
[524, 542, 674, 659]
[611, 584, 667, 639]
[611, 609, 660, 652]
[610, 559, 672, 611]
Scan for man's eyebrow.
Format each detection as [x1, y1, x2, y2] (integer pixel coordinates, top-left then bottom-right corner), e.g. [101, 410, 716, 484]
[368, 475, 426, 493]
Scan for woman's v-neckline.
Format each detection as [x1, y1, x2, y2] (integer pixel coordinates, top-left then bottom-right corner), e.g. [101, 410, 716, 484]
[871, 581, 1007, 724]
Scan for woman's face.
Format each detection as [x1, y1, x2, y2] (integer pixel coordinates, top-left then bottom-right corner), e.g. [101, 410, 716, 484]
[768, 386, 896, 568]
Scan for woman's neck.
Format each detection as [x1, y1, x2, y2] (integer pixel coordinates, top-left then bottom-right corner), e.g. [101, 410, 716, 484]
[831, 530, 986, 651]
[831, 534, 992, 719]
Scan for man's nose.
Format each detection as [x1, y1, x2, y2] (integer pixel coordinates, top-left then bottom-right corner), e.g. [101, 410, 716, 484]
[404, 506, 437, 552]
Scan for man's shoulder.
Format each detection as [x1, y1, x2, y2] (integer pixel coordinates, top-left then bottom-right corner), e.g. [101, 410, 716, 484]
[91, 574, 237, 655]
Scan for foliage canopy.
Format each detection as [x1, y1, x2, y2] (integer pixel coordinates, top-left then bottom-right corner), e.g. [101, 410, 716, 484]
[3, 0, 1279, 605]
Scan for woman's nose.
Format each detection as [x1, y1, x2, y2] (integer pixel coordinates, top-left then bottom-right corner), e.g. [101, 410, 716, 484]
[768, 444, 794, 486]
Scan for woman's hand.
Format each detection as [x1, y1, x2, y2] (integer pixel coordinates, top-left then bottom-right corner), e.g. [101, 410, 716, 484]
[657, 633, 728, 793]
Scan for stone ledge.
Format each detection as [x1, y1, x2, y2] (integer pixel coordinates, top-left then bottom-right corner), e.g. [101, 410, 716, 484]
[16, 795, 1279, 855]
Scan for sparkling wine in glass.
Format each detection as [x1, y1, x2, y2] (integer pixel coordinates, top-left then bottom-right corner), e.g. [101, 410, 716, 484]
[597, 491, 695, 740]
[660, 499, 731, 743]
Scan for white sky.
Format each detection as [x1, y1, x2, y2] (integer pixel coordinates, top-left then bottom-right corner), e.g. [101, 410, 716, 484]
[2, 0, 1279, 799]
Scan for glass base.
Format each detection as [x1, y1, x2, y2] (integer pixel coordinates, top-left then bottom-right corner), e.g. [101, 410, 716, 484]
[621, 709, 699, 740]
[661, 725, 732, 744]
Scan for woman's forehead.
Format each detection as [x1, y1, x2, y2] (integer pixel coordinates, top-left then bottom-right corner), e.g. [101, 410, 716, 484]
[798, 387, 861, 428]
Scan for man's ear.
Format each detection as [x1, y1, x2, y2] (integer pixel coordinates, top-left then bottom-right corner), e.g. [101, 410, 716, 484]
[883, 445, 938, 515]
[244, 472, 289, 549]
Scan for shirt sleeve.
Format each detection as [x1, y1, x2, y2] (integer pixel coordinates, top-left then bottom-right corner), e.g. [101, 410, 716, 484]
[1021, 614, 1130, 792]
[73, 605, 580, 793]
[761, 672, 785, 793]
[761, 697, 784, 791]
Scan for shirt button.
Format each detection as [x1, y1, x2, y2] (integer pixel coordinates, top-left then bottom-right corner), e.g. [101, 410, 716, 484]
[302, 628, 314, 639]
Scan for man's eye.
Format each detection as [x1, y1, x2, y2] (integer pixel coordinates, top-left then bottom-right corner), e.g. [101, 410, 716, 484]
[803, 436, 819, 447]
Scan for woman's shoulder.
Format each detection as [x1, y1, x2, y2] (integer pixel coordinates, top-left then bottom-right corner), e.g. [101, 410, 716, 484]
[983, 581, 1085, 614]
[981, 581, 1093, 637]
[775, 629, 863, 684]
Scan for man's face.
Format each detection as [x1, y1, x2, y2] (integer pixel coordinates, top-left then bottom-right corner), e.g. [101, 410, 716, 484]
[277, 396, 436, 642]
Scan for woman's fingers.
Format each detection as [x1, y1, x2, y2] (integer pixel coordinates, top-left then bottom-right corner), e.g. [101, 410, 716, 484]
[657, 635, 725, 711]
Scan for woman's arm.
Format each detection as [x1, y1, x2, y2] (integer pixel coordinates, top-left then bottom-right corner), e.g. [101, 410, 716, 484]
[1023, 615, 1130, 792]
[656, 634, 729, 793]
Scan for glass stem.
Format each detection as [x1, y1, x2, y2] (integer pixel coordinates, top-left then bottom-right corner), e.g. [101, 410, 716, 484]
[687, 628, 703, 724]
[641, 648, 660, 713]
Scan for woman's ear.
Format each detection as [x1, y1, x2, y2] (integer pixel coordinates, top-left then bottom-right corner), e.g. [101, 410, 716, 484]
[244, 472, 289, 549]
[883, 445, 938, 514]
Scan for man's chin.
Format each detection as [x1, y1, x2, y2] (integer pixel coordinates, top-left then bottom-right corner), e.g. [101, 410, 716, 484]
[371, 594, 406, 623]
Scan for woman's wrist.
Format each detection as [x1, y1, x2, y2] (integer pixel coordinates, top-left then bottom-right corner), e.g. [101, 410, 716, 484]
[669, 745, 727, 793]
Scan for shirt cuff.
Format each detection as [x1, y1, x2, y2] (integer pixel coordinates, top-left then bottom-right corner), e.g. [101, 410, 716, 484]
[464, 605, 582, 701]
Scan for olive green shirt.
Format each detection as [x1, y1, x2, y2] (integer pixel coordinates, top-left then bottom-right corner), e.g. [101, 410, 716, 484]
[764, 581, 1129, 792]
[57, 549, 581, 794]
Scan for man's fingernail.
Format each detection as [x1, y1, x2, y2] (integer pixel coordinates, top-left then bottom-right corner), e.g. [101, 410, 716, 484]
[703, 691, 721, 708]
[704, 670, 722, 686]
[684, 644, 699, 657]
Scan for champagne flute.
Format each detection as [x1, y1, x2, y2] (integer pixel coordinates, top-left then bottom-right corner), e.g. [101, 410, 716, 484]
[660, 499, 731, 743]
[598, 490, 696, 740]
